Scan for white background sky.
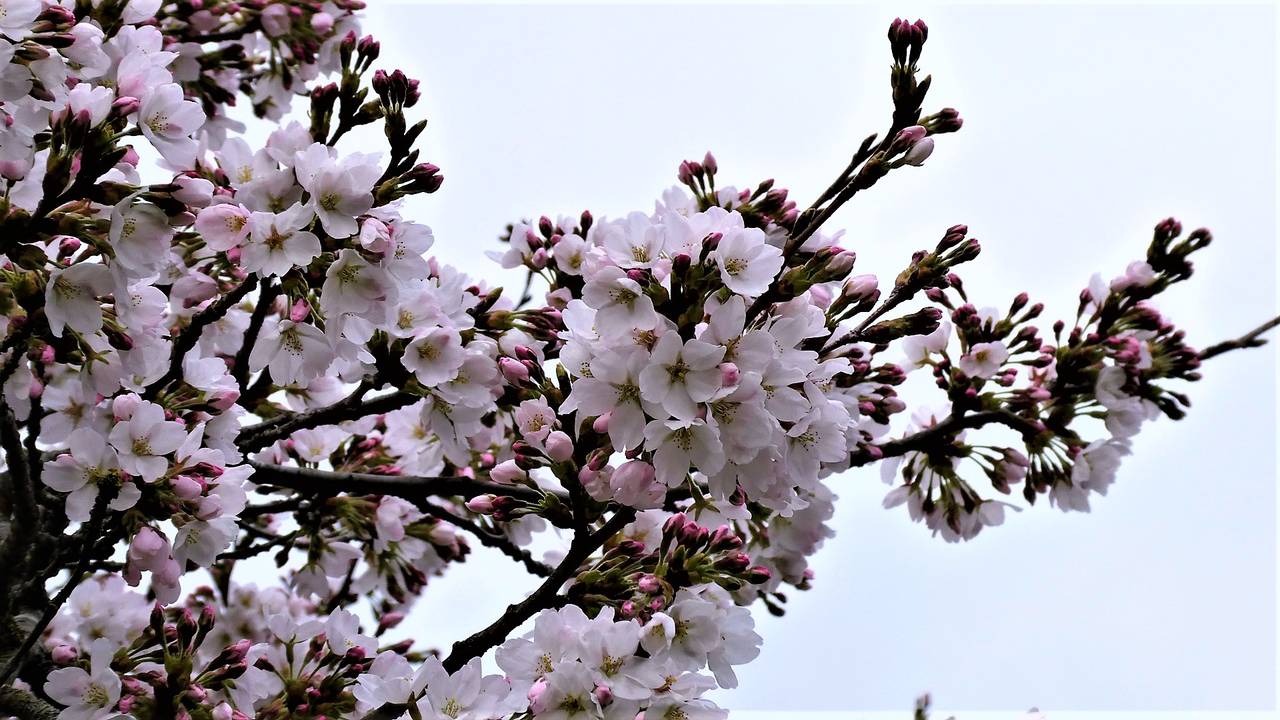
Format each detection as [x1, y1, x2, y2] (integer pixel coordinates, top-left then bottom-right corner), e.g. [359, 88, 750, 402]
[325, 2, 1278, 715]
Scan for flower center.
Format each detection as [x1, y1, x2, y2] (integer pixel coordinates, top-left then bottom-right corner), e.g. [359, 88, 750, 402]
[53, 276, 82, 301]
[665, 359, 690, 384]
[147, 113, 170, 135]
[84, 682, 110, 708]
[417, 342, 440, 361]
[610, 288, 636, 306]
[558, 693, 588, 715]
[281, 328, 305, 355]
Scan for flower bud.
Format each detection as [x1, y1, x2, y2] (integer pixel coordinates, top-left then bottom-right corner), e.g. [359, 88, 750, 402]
[719, 362, 740, 387]
[499, 356, 530, 383]
[51, 644, 77, 664]
[489, 460, 525, 484]
[842, 273, 879, 301]
[171, 475, 203, 500]
[902, 137, 935, 166]
[545, 431, 574, 462]
[637, 574, 660, 594]
[465, 495, 496, 515]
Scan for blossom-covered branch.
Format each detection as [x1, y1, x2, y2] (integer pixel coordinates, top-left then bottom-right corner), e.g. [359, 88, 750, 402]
[0, 4, 1272, 720]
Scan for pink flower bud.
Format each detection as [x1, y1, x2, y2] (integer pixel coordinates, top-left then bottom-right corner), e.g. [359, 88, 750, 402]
[51, 644, 77, 664]
[593, 683, 613, 706]
[529, 245, 550, 269]
[592, 412, 611, 434]
[718, 362, 739, 387]
[112, 393, 141, 420]
[210, 389, 240, 411]
[289, 299, 310, 323]
[310, 11, 334, 33]
[129, 526, 169, 567]
[528, 678, 549, 713]
[896, 125, 927, 144]
[902, 137, 935, 166]
[171, 475, 203, 500]
[377, 612, 406, 633]
[499, 356, 529, 383]
[637, 574, 660, 594]
[465, 495, 496, 514]
[545, 431, 574, 462]
[489, 459, 525, 484]
[842, 274, 879, 301]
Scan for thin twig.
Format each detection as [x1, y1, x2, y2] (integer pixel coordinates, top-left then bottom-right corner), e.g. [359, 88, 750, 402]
[440, 507, 636, 672]
[147, 275, 259, 399]
[1198, 314, 1280, 361]
[231, 280, 279, 388]
[235, 387, 418, 453]
[861, 409, 1043, 466]
[245, 461, 556, 504]
[416, 500, 553, 577]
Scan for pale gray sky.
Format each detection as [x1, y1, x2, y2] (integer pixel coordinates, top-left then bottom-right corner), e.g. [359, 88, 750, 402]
[339, 2, 1278, 713]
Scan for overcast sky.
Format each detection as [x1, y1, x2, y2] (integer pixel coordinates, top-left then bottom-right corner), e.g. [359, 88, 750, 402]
[330, 3, 1278, 714]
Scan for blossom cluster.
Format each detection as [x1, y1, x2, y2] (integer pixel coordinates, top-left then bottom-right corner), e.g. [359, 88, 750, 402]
[0, 5, 1259, 720]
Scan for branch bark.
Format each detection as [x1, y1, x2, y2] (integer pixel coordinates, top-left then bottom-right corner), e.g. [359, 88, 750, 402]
[245, 461, 557, 505]
[235, 388, 418, 453]
[0, 686, 58, 720]
[415, 501, 553, 577]
[860, 409, 1042, 466]
[147, 275, 259, 400]
[441, 507, 636, 672]
[1198, 314, 1280, 361]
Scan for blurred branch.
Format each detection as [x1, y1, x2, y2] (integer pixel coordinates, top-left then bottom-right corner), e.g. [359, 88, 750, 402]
[1198, 314, 1280, 361]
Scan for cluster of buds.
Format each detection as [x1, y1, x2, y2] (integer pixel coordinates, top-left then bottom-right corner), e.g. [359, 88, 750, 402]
[566, 513, 772, 620]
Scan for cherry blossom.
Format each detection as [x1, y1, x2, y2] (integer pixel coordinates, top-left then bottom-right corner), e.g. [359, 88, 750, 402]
[0, 7, 1268, 720]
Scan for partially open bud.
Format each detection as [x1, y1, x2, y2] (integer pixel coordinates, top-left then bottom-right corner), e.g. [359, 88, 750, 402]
[545, 431, 574, 462]
[489, 460, 525, 484]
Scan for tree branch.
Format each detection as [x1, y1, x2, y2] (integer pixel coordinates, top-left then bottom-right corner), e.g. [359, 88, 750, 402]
[0, 686, 58, 720]
[440, 507, 636, 673]
[146, 275, 258, 400]
[415, 500, 553, 577]
[0, 400, 36, 535]
[245, 461, 557, 505]
[860, 409, 1042, 465]
[235, 388, 418, 453]
[1198, 314, 1280, 361]
[231, 280, 279, 388]
[0, 491, 109, 687]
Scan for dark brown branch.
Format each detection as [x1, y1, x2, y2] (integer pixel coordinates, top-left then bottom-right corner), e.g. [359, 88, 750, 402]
[231, 280, 279, 388]
[235, 388, 417, 453]
[0, 401, 36, 534]
[0, 320, 34, 389]
[860, 409, 1042, 466]
[147, 275, 259, 400]
[0, 686, 58, 720]
[1198, 314, 1280, 361]
[0, 491, 109, 687]
[245, 461, 557, 505]
[416, 501, 553, 577]
[440, 507, 636, 673]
